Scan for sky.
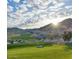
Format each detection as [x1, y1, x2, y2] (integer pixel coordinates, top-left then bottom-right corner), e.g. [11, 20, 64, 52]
[7, 0, 72, 29]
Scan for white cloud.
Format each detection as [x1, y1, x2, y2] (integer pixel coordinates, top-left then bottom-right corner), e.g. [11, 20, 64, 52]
[13, 0, 20, 3]
[22, 0, 27, 4]
[7, 5, 13, 12]
[65, 6, 72, 9]
[7, 0, 72, 29]
[17, 4, 28, 14]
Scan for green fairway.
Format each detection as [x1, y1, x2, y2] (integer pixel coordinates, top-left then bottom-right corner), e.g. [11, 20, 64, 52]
[8, 45, 72, 59]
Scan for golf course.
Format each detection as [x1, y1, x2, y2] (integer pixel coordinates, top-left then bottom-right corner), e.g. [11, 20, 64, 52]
[8, 45, 72, 59]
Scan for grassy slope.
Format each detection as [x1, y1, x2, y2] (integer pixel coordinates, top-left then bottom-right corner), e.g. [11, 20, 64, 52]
[8, 45, 72, 59]
[8, 33, 35, 40]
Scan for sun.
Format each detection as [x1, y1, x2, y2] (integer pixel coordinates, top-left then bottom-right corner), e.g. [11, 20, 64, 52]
[50, 18, 60, 26]
[52, 16, 72, 26]
[53, 22, 59, 26]
[51, 20, 59, 27]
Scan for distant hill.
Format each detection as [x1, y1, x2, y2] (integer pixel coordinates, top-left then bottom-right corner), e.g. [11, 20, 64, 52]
[7, 18, 72, 39]
[60, 18, 72, 28]
[38, 18, 72, 34]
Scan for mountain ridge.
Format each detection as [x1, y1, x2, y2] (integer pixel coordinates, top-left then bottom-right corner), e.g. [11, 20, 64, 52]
[7, 18, 72, 39]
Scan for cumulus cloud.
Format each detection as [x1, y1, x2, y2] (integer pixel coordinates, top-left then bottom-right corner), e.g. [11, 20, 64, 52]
[7, 5, 13, 12]
[65, 6, 72, 9]
[7, 0, 72, 29]
[13, 0, 20, 3]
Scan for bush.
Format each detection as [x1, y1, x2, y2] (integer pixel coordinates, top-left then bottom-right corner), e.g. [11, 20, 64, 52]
[63, 31, 72, 41]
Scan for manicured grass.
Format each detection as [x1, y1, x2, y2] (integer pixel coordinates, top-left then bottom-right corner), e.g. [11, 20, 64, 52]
[8, 45, 72, 59]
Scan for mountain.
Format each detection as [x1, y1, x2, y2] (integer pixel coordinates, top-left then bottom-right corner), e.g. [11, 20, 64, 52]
[7, 18, 72, 39]
[38, 18, 72, 34]
[60, 18, 72, 28]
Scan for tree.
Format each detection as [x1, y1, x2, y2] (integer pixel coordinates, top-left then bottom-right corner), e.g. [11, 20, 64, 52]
[63, 31, 72, 41]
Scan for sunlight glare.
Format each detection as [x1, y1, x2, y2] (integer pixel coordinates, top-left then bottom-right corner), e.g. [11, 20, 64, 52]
[53, 22, 59, 26]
